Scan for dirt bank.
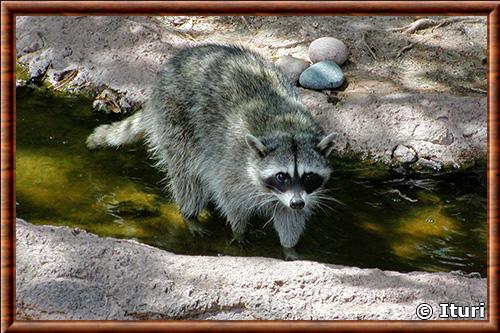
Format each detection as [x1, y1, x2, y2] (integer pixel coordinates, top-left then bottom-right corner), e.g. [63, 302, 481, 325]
[16, 16, 487, 168]
[16, 219, 487, 320]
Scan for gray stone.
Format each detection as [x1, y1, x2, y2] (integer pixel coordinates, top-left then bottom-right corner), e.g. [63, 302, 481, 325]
[415, 158, 442, 171]
[46, 67, 78, 85]
[392, 145, 418, 164]
[308, 37, 349, 65]
[17, 31, 45, 56]
[275, 55, 309, 85]
[299, 61, 345, 90]
[24, 41, 44, 54]
[14, 16, 487, 167]
[28, 49, 53, 81]
[432, 128, 455, 145]
[16, 219, 487, 320]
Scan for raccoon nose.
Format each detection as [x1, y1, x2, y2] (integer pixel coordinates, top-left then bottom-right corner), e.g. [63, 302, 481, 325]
[290, 198, 305, 210]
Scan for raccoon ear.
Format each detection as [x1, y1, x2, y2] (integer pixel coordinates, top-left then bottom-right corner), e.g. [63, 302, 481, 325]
[317, 132, 336, 157]
[246, 134, 268, 158]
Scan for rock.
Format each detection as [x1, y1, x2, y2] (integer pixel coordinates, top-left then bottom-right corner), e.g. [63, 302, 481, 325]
[415, 158, 442, 171]
[28, 49, 52, 82]
[14, 16, 487, 168]
[17, 32, 45, 56]
[47, 68, 78, 86]
[16, 219, 487, 320]
[432, 128, 455, 145]
[275, 55, 309, 85]
[308, 37, 349, 65]
[16, 80, 27, 94]
[392, 145, 418, 164]
[24, 41, 44, 54]
[299, 61, 345, 90]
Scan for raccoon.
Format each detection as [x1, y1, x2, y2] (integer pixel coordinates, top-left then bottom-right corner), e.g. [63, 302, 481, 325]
[86, 44, 336, 259]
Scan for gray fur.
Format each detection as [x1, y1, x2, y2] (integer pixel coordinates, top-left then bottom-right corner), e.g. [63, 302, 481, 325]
[86, 44, 334, 252]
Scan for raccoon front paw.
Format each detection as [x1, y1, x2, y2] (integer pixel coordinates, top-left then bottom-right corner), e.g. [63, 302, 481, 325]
[282, 246, 302, 261]
[229, 232, 250, 250]
[184, 217, 211, 237]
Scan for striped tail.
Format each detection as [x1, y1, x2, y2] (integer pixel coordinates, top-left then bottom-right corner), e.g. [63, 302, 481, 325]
[86, 111, 144, 149]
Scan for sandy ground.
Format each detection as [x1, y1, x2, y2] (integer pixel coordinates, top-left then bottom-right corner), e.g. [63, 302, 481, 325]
[15, 16, 488, 321]
[16, 16, 487, 168]
[16, 219, 487, 320]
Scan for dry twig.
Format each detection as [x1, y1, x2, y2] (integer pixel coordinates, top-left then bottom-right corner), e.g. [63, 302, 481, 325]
[241, 17, 254, 32]
[361, 32, 378, 60]
[396, 42, 416, 58]
[268, 39, 310, 49]
[388, 17, 483, 34]
[468, 87, 487, 94]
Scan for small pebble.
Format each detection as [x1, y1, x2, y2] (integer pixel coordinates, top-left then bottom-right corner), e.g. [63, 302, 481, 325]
[392, 145, 418, 164]
[299, 61, 345, 90]
[16, 80, 26, 87]
[275, 55, 309, 85]
[309, 37, 349, 65]
[431, 128, 455, 145]
[416, 158, 442, 171]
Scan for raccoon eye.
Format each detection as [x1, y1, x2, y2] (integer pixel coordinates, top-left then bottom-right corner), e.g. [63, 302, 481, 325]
[302, 172, 324, 193]
[275, 172, 289, 183]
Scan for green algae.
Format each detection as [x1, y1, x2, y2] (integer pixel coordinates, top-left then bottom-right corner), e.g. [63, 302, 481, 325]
[16, 86, 487, 276]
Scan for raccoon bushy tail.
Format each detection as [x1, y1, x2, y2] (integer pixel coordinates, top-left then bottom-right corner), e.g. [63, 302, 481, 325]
[86, 110, 144, 149]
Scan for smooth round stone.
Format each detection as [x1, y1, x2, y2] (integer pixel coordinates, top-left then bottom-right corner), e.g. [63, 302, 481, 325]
[309, 37, 349, 65]
[392, 145, 418, 164]
[298, 61, 345, 90]
[275, 55, 309, 85]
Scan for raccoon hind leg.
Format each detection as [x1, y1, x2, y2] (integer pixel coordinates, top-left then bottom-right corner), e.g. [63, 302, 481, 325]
[170, 173, 210, 236]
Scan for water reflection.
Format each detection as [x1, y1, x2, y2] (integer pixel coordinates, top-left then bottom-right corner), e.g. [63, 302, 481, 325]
[16, 86, 487, 275]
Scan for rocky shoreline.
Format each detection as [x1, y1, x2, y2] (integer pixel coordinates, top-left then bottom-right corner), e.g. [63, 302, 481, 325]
[16, 219, 487, 320]
[16, 16, 487, 168]
[15, 16, 488, 321]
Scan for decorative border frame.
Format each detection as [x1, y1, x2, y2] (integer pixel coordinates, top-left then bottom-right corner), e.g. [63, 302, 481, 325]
[1, 1, 498, 332]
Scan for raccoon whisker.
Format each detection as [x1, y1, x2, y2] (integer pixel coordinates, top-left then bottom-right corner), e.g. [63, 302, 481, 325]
[314, 188, 336, 194]
[263, 202, 280, 229]
[248, 192, 274, 201]
[248, 193, 277, 208]
[259, 197, 277, 206]
[312, 204, 330, 215]
[313, 201, 336, 213]
[256, 197, 278, 211]
[309, 194, 341, 211]
[311, 194, 345, 206]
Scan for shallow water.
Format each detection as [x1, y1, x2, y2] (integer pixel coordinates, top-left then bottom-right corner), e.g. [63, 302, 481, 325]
[16, 86, 487, 276]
